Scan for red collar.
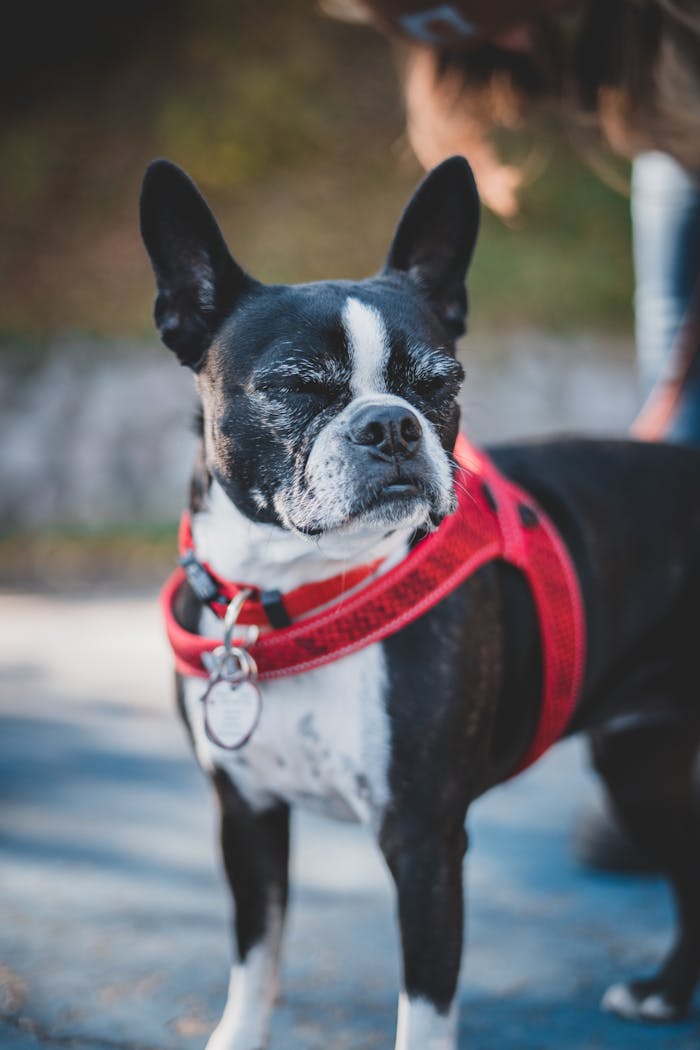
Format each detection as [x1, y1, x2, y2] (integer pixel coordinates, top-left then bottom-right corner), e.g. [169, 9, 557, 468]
[162, 434, 586, 774]
[177, 512, 384, 629]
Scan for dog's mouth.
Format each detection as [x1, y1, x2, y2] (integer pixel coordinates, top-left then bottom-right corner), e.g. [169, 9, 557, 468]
[385, 481, 421, 496]
[277, 447, 456, 539]
[362, 478, 423, 508]
[335, 472, 439, 531]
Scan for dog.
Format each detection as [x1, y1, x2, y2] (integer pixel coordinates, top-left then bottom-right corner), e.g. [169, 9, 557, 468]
[140, 155, 700, 1049]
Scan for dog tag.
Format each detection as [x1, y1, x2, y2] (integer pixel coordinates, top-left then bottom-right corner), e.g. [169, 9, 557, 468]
[202, 675, 262, 750]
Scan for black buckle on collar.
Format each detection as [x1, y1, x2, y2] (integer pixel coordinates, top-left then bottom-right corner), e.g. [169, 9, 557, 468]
[179, 551, 221, 604]
[260, 589, 292, 629]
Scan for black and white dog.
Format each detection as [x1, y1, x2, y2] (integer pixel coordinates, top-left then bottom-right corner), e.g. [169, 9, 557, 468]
[141, 156, 700, 1049]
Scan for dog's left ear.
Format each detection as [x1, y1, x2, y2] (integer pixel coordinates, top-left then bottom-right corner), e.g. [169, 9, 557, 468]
[384, 156, 480, 338]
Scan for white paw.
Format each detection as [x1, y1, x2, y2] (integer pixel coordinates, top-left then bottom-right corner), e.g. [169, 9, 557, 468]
[601, 982, 678, 1023]
[205, 1023, 264, 1050]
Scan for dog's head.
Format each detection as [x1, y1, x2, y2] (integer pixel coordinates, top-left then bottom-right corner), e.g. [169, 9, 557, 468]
[140, 157, 479, 541]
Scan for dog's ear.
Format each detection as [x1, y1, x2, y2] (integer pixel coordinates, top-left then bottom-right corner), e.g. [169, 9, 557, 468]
[140, 160, 254, 369]
[384, 156, 480, 338]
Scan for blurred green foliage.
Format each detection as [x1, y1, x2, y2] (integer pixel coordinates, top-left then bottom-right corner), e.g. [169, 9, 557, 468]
[0, 523, 177, 591]
[0, 0, 633, 344]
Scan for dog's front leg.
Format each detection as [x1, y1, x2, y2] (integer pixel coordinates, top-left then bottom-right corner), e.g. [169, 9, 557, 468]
[206, 769, 290, 1050]
[380, 817, 468, 1050]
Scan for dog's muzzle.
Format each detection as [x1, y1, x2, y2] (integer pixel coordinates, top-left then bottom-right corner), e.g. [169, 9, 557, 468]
[282, 395, 455, 536]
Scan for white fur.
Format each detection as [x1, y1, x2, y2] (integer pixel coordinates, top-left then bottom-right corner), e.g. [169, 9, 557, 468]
[601, 982, 644, 1019]
[188, 380, 456, 1046]
[601, 982, 676, 1022]
[637, 994, 677, 1021]
[183, 638, 391, 825]
[187, 483, 397, 1049]
[395, 992, 458, 1050]
[205, 901, 284, 1050]
[406, 340, 460, 381]
[291, 391, 455, 536]
[343, 297, 389, 396]
[193, 479, 415, 597]
[187, 452, 402, 823]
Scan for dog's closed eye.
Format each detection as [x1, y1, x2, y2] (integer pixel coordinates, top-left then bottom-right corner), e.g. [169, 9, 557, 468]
[252, 361, 348, 403]
[411, 372, 455, 397]
[257, 374, 336, 398]
[395, 350, 464, 400]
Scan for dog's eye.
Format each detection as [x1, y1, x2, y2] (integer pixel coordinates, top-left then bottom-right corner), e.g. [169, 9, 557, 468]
[412, 374, 449, 396]
[285, 377, 332, 398]
[255, 374, 337, 400]
[408, 359, 464, 400]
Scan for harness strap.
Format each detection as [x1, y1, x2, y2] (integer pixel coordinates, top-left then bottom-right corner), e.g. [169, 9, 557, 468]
[161, 433, 586, 775]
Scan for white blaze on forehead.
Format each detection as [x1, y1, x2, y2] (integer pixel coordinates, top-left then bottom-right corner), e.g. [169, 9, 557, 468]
[343, 296, 389, 396]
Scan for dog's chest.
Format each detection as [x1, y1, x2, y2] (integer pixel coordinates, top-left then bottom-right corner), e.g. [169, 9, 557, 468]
[182, 643, 392, 824]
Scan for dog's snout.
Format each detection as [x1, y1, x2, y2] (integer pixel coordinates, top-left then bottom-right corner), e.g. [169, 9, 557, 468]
[348, 404, 423, 459]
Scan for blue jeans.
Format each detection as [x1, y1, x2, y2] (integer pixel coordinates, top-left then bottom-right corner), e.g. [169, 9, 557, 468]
[632, 152, 700, 443]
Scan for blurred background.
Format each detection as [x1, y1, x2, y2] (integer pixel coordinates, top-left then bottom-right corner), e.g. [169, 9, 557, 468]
[0, 0, 637, 592]
[5, 6, 697, 1047]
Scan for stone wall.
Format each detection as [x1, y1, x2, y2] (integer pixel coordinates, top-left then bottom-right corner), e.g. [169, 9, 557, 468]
[0, 333, 637, 529]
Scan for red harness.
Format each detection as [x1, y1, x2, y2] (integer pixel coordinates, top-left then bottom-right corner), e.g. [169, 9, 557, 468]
[162, 434, 586, 774]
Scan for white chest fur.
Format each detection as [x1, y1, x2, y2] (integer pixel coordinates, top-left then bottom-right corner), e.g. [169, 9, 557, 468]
[182, 643, 391, 825]
[180, 474, 413, 826]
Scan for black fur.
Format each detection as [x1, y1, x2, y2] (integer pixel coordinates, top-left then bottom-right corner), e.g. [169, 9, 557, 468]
[140, 159, 257, 368]
[141, 159, 472, 534]
[384, 156, 480, 337]
[142, 157, 700, 1036]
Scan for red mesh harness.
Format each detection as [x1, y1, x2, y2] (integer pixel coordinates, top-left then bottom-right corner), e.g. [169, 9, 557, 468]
[162, 434, 586, 775]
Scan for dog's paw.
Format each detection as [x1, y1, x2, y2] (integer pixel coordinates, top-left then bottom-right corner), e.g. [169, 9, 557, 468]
[206, 1033, 266, 1050]
[205, 1022, 266, 1050]
[601, 980, 683, 1023]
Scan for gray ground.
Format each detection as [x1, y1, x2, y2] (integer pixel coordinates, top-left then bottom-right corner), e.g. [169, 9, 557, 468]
[2, 329, 696, 1047]
[1, 593, 699, 1049]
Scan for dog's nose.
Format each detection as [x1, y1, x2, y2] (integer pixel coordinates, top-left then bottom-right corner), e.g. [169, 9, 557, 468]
[347, 403, 423, 459]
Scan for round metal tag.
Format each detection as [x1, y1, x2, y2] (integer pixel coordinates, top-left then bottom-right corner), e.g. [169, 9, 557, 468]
[202, 677, 262, 750]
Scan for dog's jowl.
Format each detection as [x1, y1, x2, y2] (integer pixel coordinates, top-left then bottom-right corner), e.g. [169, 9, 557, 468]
[141, 156, 700, 1048]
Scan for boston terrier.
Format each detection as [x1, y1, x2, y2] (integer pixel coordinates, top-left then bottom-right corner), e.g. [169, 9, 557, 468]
[140, 156, 700, 1049]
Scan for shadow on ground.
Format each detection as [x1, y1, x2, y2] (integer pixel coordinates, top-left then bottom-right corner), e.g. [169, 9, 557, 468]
[1, 593, 698, 1049]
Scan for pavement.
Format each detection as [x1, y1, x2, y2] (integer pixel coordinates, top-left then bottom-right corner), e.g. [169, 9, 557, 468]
[1, 591, 699, 1050]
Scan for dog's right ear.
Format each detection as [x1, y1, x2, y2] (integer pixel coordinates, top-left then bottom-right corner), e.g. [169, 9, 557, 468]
[140, 160, 254, 369]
